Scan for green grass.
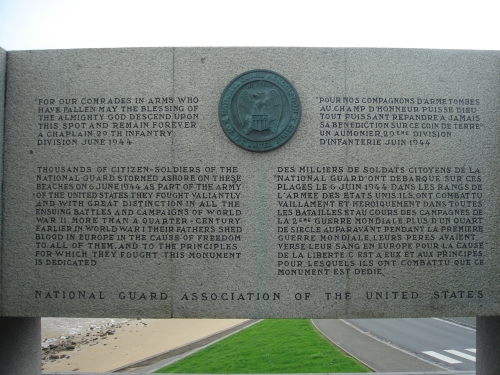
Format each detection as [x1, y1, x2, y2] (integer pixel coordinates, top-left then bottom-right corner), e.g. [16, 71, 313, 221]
[155, 319, 370, 373]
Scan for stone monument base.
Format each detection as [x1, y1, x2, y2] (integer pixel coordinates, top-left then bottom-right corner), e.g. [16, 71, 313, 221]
[0, 317, 41, 374]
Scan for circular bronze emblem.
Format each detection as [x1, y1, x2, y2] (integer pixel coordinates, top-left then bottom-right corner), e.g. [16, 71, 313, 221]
[219, 70, 301, 152]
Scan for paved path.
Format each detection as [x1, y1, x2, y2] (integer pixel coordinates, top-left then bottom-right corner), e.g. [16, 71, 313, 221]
[113, 319, 260, 373]
[312, 319, 446, 373]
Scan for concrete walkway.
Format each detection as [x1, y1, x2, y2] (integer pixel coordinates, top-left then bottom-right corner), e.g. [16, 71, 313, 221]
[112, 319, 260, 373]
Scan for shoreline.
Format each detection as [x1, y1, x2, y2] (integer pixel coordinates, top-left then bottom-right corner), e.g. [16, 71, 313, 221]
[41, 318, 247, 373]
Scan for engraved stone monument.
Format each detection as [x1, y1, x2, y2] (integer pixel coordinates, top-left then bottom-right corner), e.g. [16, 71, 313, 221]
[1, 47, 499, 374]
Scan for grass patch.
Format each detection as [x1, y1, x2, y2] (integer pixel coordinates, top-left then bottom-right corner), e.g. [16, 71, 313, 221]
[155, 319, 370, 373]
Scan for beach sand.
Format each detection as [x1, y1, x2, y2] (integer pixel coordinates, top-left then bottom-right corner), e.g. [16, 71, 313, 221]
[41, 318, 247, 373]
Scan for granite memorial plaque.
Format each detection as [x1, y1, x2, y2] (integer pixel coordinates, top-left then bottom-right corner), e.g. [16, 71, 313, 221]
[1, 47, 499, 318]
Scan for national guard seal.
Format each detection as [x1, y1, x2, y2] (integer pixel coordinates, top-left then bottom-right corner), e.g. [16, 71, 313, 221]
[219, 70, 301, 152]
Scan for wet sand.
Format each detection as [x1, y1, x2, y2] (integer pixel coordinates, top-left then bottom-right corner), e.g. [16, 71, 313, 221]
[41, 318, 247, 373]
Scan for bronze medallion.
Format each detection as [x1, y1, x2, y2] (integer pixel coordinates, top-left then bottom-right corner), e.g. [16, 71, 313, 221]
[219, 70, 301, 152]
